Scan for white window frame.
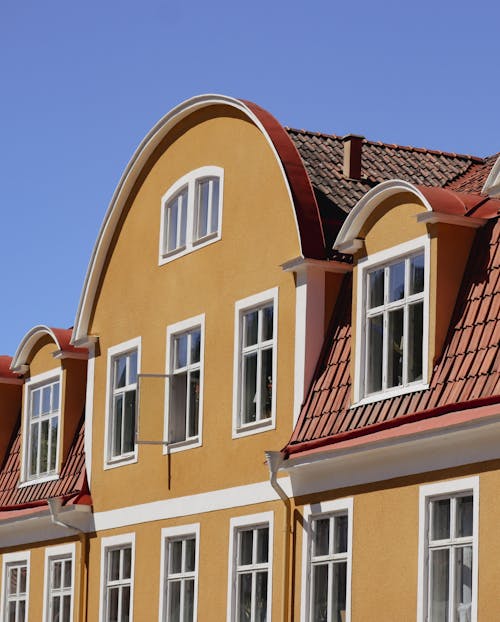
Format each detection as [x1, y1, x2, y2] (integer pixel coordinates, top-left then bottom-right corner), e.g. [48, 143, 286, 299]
[104, 337, 141, 469]
[21, 368, 63, 485]
[164, 315, 205, 454]
[232, 288, 278, 438]
[99, 533, 135, 622]
[1, 551, 30, 622]
[227, 511, 274, 622]
[417, 477, 479, 622]
[158, 523, 200, 622]
[300, 498, 353, 622]
[159, 166, 224, 265]
[354, 235, 430, 406]
[43, 543, 76, 622]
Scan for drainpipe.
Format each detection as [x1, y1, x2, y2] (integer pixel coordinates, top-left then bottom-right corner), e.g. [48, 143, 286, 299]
[265, 451, 292, 622]
[48, 498, 89, 622]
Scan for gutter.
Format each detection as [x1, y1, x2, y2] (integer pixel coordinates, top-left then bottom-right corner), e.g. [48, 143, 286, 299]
[266, 451, 292, 622]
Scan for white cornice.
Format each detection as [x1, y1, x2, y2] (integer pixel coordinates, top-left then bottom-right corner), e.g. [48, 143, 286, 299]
[281, 256, 352, 274]
[416, 212, 486, 228]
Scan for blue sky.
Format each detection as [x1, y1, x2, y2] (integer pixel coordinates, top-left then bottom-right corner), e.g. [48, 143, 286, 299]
[0, 0, 498, 355]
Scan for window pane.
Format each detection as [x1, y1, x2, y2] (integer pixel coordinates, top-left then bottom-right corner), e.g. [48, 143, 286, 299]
[121, 586, 131, 622]
[123, 391, 136, 454]
[52, 382, 60, 411]
[210, 179, 220, 233]
[185, 578, 195, 622]
[62, 594, 71, 622]
[51, 596, 61, 622]
[242, 353, 257, 424]
[332, 561, 347, 622]
[260, 348, 273, 420]
[408, 302, 423, 382]
[108, 587, 119, 622]
[334, 515, 348, 554]
[64, 560, 72, 588]
[237, 573, 252, 622]
[18, 600, 26, 622]
[311, 564, 328, 622]
[32, 389, 41, 417]
[261, 306, 273, 341]
[196, 178, 210, 239]
[112, 395, 123, 456]
[167, 580, 181, 622]
[456, 496, 473, 538]
[42, 385, 51, 413]
[171, 373, 187, 443]
[109, 549, 121, 581]
[179, 190, 188, 248]
[190, 329, 201, 364]
[188, 370, 200, 438]
[366, 315, 383, 393]
[313, 518, 330, 557]
[50, 417, 58, 471]
[175, 334, 188, 369]
[9, 567, 18, 593]
[389, 260, 405, 302]
[128, 351, 138, 385]
[185, 538, 196, 572]
[244, 311, 258, 347]
[410, 253, 425, 294]
[170, 540, 183, 574]
[30, 422, 39, 475]
[115, 356, 127, 389]
[255, 571, 268, 622]
[368, 268, 384, 308]
[122, 547, 132, 580]
[52, 560, 62, 589]
[387, 308, 404, 388]
[239, 530, 254, 566]
[432, 499, 451, 541]
[167, 200, 179, 252]
[430, 548, 450, 622]
[40, 419, 49, 473]
[455, 546, 473, 619]
[8, 602, 16, 622]
[256, 527, 269, 563]
[19, 566, 26, 593]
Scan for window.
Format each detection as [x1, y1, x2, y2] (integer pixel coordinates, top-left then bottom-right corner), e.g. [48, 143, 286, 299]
[228, 513, 273, 622]
[105, 338, 141, 468]
[2, 553, 29, 622]
[355, 236, 429, 403]
[159, 166, 224, 265]
[44, 544, 75, 622]
[165, 316, 204, 451]
[159, 525, 199, 622]
[233, 288, 278, 437]
[100, 535, 135, 622]
[301, 499, 352, 622]
[418, 478, 479, 622]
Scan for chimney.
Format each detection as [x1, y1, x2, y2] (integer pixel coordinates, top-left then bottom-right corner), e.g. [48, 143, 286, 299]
[343, 134, 364, 180]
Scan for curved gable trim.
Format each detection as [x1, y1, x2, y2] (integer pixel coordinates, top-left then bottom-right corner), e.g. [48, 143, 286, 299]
[12, 326, 87, 372]
[71, 94, 324, 344]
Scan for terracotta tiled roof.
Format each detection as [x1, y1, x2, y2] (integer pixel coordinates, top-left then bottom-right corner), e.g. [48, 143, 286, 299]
[447, 153, 500, 194]
[0, 415, 89, 514]
[286, 217, 500, 456]
[286, 128, 484, 214]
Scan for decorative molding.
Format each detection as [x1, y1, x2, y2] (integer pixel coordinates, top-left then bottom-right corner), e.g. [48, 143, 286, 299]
[416, 211, 486, 228]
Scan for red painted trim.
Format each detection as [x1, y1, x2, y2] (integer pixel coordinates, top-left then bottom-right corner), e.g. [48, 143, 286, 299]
[241, 100, 326, 259]
[0, 490, 91, 516]
[284, 395, 500, 458]
[416, 186, 500, 218]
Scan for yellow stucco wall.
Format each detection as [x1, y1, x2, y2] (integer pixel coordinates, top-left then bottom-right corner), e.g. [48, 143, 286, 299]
[87, 106, 302, 511]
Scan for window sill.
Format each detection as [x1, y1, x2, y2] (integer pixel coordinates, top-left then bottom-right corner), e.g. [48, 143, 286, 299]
[18, 473, 59, 488]
[351, 381, 429, 409]
[158, 234, 221, 266]
[104, 453, 138, 470]
[162, 437, 202, 455]
[233, 418, 275, 439]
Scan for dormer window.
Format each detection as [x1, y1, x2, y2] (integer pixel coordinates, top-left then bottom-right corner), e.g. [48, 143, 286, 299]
[159, 166, 223, 265]
[355, 236, 430, 404]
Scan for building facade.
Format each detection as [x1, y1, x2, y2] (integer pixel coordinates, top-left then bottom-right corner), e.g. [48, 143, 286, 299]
[0, 94, 498, 621]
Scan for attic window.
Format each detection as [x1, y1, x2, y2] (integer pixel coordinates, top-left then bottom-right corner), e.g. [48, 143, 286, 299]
[159, 166, 224, 265]
[354, 236, 430, 404]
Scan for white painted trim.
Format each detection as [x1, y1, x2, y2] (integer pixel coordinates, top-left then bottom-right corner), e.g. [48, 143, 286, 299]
[353, 235, 430, 405]
[158, 523, 200, 622]
[42, 543, 76, 622]
[226, 511, 274, 622]
[232, 287, 279, 438]
[84, 344, 96, 485]
[481, 154, 500, 197]
[1, 551, 31, 622]
[158, 166, 224, 265]
[300, 498, 353, 622]
[99, 532, 136, 622]
[417, 476, 479, 622]
[72, 94, 303, 345]
[333, 179, 432, 252]
[21, 367, 63, 485]
[93, 477, 291, 532]
[11, 325, 67, 371]
[103, 337, 142, 470]
[163, 314, 205, 454]
[281, 257, 352, 274]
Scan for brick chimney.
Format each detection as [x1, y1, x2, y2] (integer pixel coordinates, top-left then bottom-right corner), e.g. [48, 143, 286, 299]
[342, 134, 364, 180]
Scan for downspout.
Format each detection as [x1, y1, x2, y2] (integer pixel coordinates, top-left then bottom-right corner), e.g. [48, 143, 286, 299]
[265, 451, 292, 622]
[48, 498, 89, 622]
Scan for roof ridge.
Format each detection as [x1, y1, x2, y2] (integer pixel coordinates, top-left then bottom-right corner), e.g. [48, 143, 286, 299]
[285, 126, 484, 162]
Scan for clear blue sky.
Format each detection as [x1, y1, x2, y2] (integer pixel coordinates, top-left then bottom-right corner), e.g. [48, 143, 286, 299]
[0, 0, 498, 355]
